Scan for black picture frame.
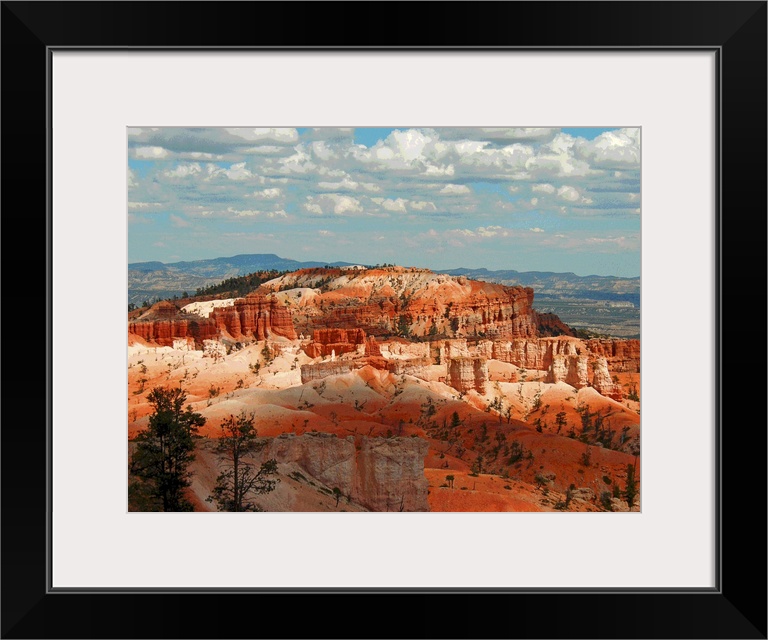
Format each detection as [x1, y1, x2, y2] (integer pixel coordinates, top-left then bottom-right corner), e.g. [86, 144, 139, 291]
[2, 2, 765, 638]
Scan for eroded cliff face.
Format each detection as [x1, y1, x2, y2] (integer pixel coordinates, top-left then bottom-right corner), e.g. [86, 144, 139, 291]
[128, 301, 218, 347]
[590, 357, 623, 400]
[212, 293, 297, 341]
[365, 335, 382, 357]
[298, 332, 631, 400]
[480, 337, 636, 395]
[483, 337, 583, 370]
[386, 356, 433, 377]
[547, 354, 589, 388]
[129, 295, 297, 346]
[585, 339, 640, 373]
[300, 360, 356, 384]
[262, 433, 429, 511]
[354, 437, 430, 512]
[448, 357, 488, 394]
[266, 268, 542, 340]
[303, 328, 366, 358]
[405, 280, 539, 340]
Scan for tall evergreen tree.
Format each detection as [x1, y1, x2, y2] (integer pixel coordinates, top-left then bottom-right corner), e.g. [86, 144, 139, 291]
[624, 462, 638, 509]
[130, 386, 205, 511]
[208, 412, 278, 512]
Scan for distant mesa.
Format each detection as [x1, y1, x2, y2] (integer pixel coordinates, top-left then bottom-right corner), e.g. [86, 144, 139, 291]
[130, 265, 572, 347]
[127, 253, 640, 306]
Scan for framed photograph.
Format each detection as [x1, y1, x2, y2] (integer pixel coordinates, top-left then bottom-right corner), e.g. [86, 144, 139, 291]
[125, 122, 644, 519]
[3, 2, 765, 638]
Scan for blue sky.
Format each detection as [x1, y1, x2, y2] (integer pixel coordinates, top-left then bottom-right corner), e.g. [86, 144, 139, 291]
[128, 127, 640, 276]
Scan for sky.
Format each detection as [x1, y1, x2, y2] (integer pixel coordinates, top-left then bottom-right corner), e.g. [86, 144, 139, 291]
[128, 127, 640, 277]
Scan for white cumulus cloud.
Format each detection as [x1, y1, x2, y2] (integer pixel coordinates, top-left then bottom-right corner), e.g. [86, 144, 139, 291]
[440, 128, 558, 142]
[439, 184, 471, 195]
[525, 133, 591, 178]
[225, 207, 287, 218]
[410, 200, 437, 212]
[163, 163, 201, 178]
[128, 201, 162, 210]
[249, 188, 282, 199]
[477, 226, 505, 237]
[557, 185, 581, 201]
[304, 194, 364, 216]
[575, 128, 640, 168]
[218, 162, 253, 181]
[318, 177, 361, 191]
[134, 146, 170, 159]
[372, 197, 408, 213]
[224, 128, 299, 144]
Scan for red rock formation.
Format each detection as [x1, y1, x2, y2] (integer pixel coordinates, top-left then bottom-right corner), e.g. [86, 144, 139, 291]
[442, 339, 471, 359]
[591, 357, 623, 400]
[585, 339, 640, 372]
[365, 335, 382, 357]
[483, 337, 631, 397]
[212, 293, 297, 341]
[380, 339, 430, 359]
[303, 328, 366, 358]
[284, 269, 545, 340]
[128, 301, 218, 347]
[150, 300, 177, 318]
[263, 433, 429, 511]
[300, 360, 356, 384]
[535, 311, 577, 337]
[407, 282, 539, 340]
[128, 318, 219, 347]
[547, 354, 589, 388]
[354, 437, 430, 512]
[301, 298, 399, 336]
[489, 337, 584, 370]
[448, 357, 488, 394]
[129, 295, 297, 346]
[386, 357, 432, 376]
[364, 356, 391, 371]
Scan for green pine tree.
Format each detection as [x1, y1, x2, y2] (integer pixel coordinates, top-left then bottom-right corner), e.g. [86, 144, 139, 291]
[207, 412, 278, 512]
[130, 386, 205, 511]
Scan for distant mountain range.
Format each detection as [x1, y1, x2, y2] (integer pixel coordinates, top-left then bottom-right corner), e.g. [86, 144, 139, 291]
[438, 267, 640, 306]
[128, 254, 355, 304]
[130, 253, 355, 275]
